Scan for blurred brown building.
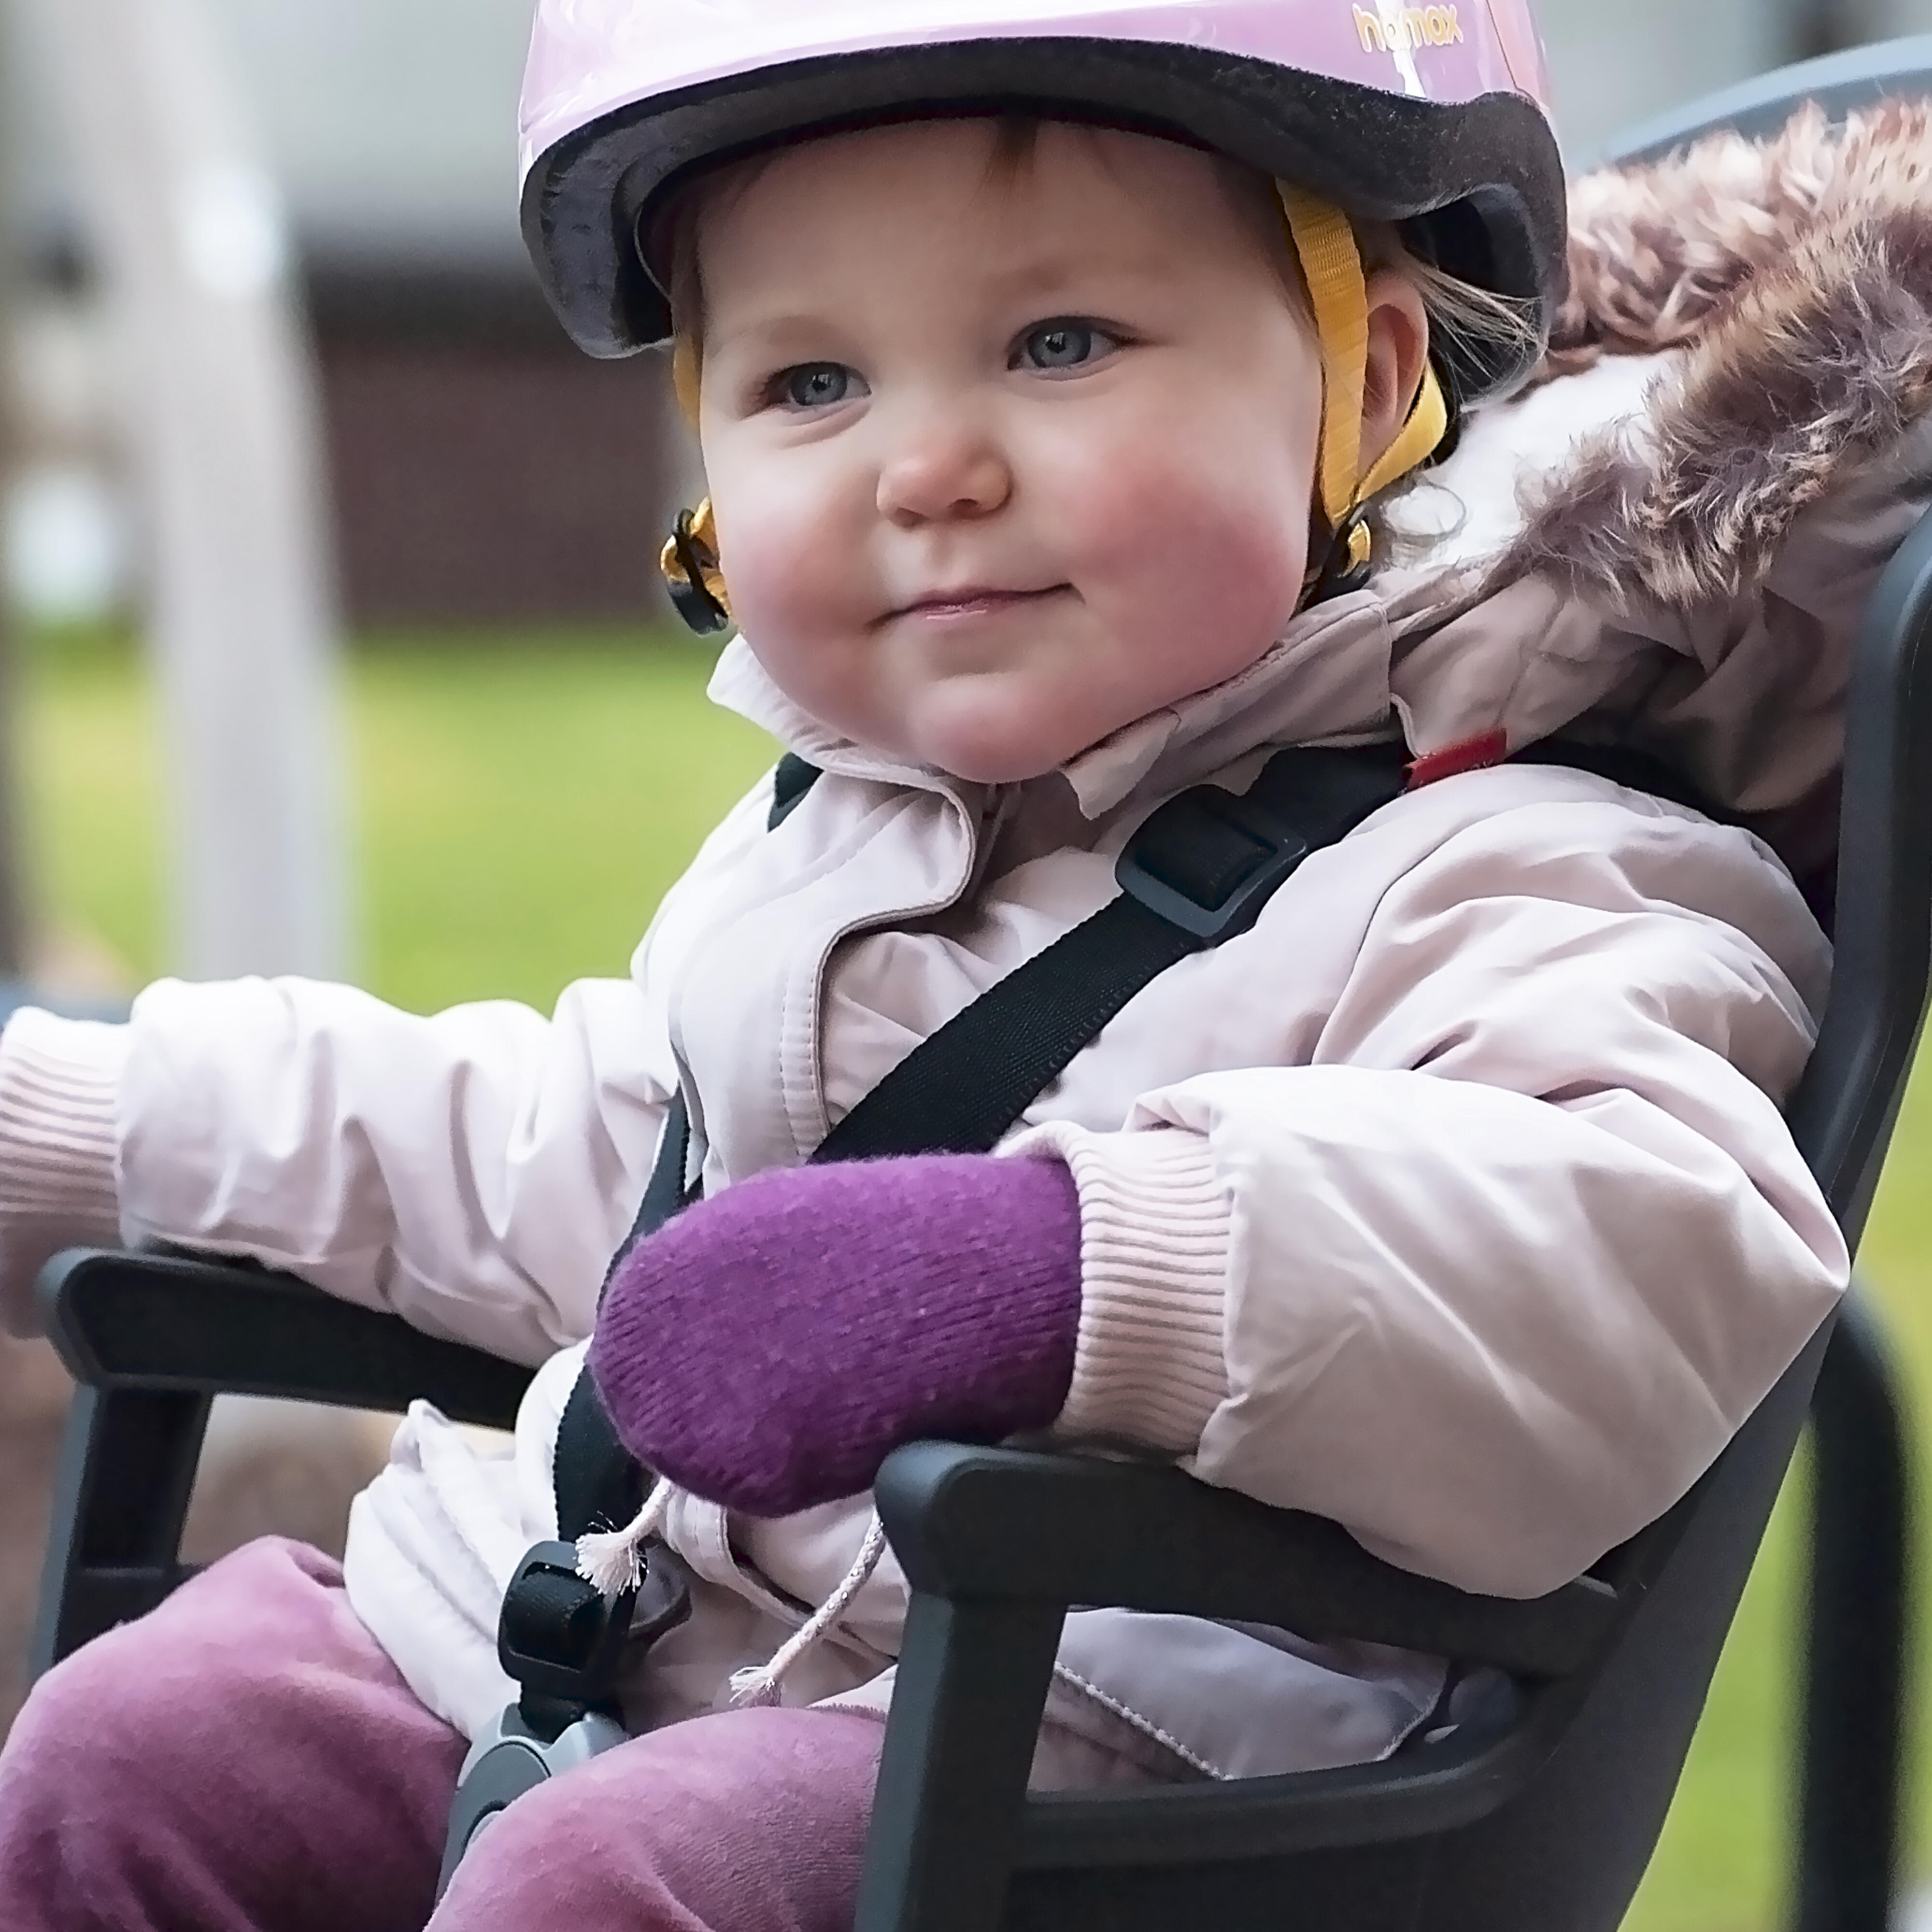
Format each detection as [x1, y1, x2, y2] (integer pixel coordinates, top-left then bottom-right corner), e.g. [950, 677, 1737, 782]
[309, 253, 682, 626]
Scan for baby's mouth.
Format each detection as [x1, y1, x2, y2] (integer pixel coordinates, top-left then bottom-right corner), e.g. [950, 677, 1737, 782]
[882, 585, 1069, 625]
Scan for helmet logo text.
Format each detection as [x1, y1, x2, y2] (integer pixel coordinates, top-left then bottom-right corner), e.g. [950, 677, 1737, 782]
[1353, 4, 1466, 51]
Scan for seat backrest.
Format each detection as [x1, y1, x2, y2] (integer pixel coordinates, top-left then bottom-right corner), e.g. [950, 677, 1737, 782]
[1594, 31, 1932, 166]
[1366, 540, 1932, 1932]
[1403, 57, 1932, 1930]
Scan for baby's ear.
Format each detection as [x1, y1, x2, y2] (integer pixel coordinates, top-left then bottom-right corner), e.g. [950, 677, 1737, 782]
[1359, 270, 1432, 474]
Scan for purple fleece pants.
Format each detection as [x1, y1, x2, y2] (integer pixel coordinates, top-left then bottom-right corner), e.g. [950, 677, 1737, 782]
[0, 1537, 885, 1932]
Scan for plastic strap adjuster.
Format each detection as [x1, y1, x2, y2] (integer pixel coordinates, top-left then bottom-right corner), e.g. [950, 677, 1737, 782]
[1115, 783, 1312, 941]
[439, 1703, 630, 1899]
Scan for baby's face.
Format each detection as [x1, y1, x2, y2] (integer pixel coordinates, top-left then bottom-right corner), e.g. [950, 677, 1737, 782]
[694, 119, 1328, 784]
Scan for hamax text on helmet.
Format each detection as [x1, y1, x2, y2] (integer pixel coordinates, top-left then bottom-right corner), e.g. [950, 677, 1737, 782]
[1354, 4, 1467, 53]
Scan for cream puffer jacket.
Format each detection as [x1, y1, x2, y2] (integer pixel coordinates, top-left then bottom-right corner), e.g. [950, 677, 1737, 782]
[4, 106, 1925, 1785]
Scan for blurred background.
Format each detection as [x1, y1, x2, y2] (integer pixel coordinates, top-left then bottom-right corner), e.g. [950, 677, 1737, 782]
[0, 2, 1929, 1928]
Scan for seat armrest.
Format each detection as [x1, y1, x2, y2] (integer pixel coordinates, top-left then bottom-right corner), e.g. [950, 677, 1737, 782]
[874, 1442, 1621, 1680]
[39, 1247, 533, 1429]
[857, 1441, 1621, 1926]
[30, 1248, 535, 1676]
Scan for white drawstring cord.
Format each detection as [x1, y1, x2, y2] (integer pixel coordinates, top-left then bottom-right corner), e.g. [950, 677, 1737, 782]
[578, 1485, 889, 1710]
[575, 1475, 674, 1597]
[729, 1513, 890, 1709]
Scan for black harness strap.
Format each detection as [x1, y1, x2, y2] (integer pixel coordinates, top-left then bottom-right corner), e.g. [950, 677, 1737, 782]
[553, 747, 834, 1541]
[1510, 739, 1722, 820]
[553, 1377, 640, 1548]
[767, 753, 824, 830]
[812, 741, 1410, 1162]
[553, 1091, 696, 1541]
[511, 1094, 696, 1739]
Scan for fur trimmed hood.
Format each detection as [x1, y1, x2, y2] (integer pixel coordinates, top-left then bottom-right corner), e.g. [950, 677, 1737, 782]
[1519, 99, 1932, 611]
[1383, 100, 1932, 874]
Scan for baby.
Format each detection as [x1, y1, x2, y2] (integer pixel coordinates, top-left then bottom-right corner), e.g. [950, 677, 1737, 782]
[0, 0, 1904, 1925]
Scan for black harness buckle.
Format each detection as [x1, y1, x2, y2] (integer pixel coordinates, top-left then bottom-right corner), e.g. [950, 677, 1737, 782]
[440, 1537, 693, 1899]
[496, 1537, 691, 1713]
[497, 1541, 634, 1709]
[1116, 782, 1312, 942]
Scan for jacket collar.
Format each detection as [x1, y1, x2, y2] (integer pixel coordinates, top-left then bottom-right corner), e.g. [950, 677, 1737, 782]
[708, 590, 1397, 825]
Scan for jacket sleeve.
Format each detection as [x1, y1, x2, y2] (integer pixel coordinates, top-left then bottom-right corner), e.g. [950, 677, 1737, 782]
[106, 775, 781, 1366]
[1009, 788, 1848, 1599]
[115, 974, 674, 1365]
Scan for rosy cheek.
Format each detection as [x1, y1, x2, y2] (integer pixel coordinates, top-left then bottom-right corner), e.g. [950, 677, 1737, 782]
[1188, 494, 1309, 635]
[715, 475, 857, 655]
[712, 487, 899, 742]
[1054, 442, 1306, 675]
[722, 522, 821, 642]
[1057, 446, 1175, 570]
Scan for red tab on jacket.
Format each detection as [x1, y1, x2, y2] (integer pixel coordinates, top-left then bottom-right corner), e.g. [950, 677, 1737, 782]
[1406, 727, 1509, 790]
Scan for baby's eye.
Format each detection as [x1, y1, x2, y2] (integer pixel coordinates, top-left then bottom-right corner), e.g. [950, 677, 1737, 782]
[1013, 320, 1120, 373]
[771, 363, 864, 410]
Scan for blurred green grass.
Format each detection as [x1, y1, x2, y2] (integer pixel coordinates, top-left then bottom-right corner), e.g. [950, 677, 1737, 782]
[20, 625, 778, 1012]
[16, 626, 1932, 1931]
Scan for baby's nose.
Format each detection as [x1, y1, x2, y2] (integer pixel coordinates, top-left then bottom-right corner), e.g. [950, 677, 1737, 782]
[876, 418, 1011, 526]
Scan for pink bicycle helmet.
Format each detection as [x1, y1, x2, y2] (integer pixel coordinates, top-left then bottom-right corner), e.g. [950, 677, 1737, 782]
[519, 0, 1564, 398]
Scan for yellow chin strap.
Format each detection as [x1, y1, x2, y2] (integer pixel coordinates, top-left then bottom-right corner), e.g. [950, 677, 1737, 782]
[658, 188, 1447, 623]
[1275, 183, 1449, 576]
[671, 335, 703, 428]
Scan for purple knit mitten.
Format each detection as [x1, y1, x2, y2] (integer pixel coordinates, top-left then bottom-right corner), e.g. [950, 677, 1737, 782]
[589, 1153, 1082, 1517]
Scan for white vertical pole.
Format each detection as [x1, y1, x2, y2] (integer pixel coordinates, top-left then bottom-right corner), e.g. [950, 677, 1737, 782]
[26, 0, 348, 980]
[0, 21, 30, 982]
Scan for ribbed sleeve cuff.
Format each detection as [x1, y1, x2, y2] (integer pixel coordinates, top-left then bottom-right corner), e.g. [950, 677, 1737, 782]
[0, 1009, 128, 1333]
[1004, 1125, 1232, 1456]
